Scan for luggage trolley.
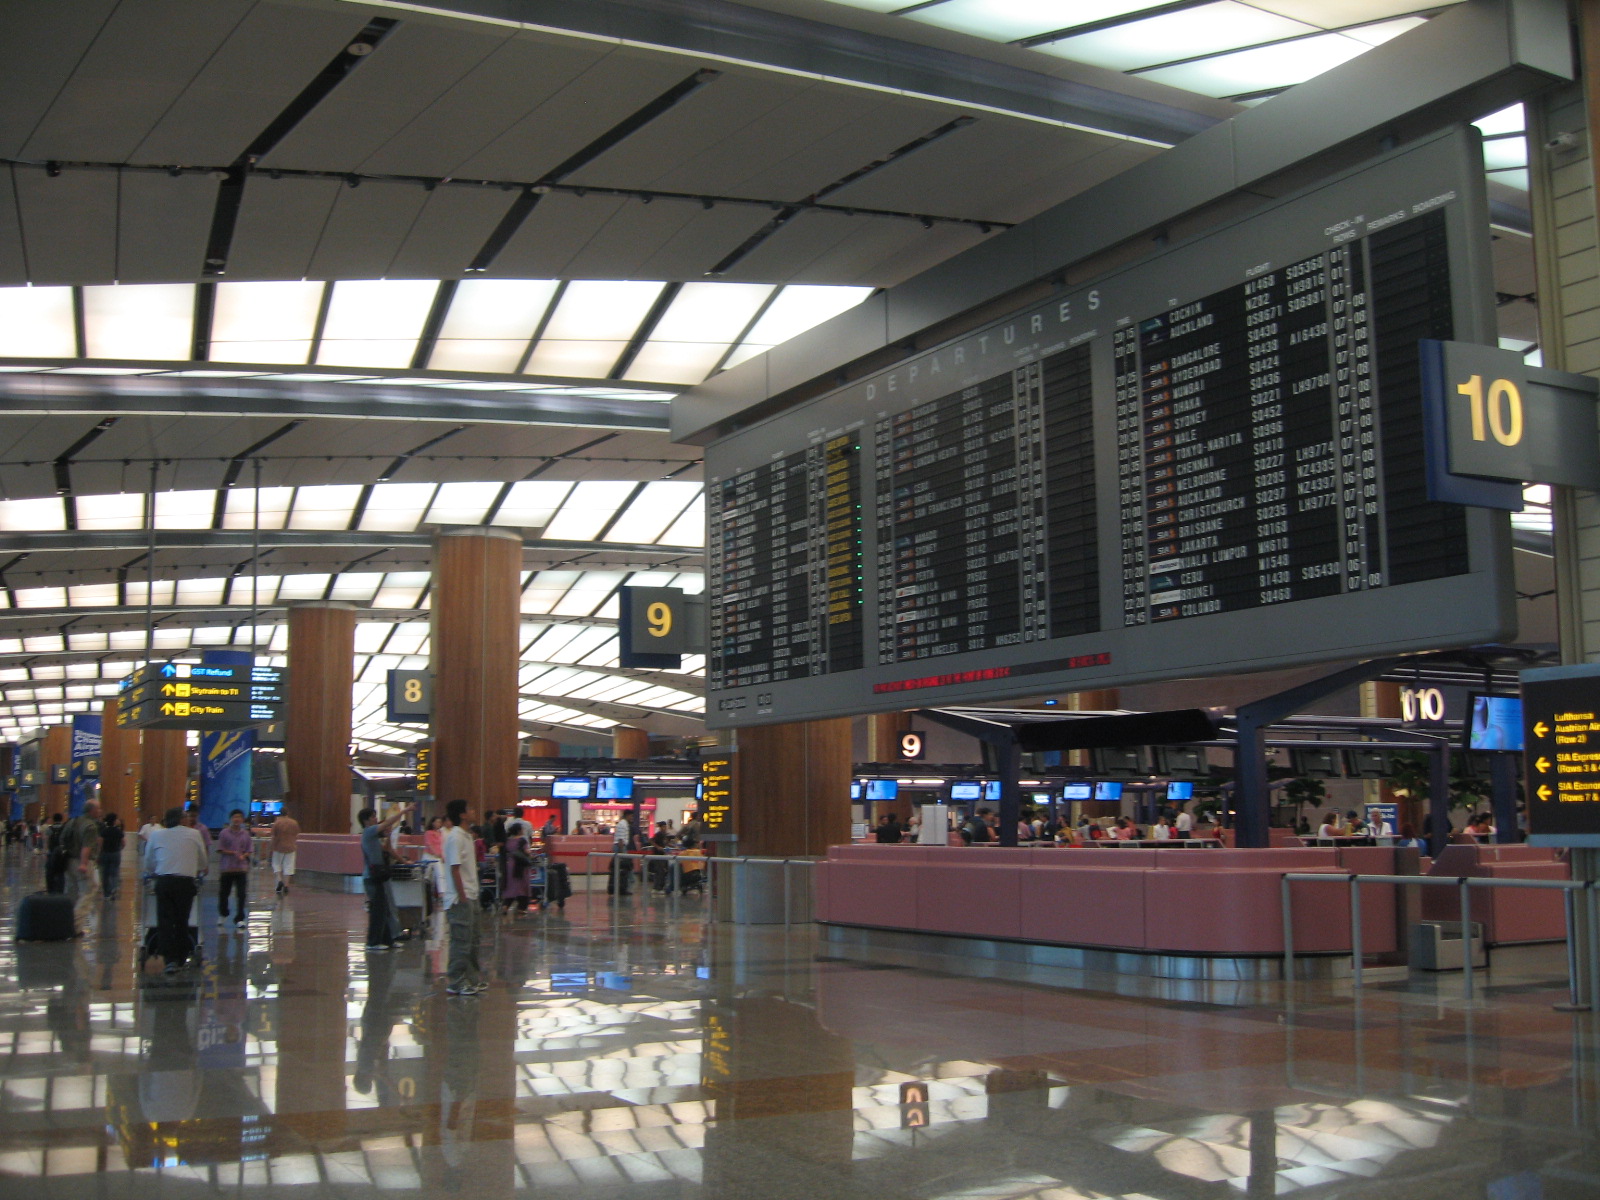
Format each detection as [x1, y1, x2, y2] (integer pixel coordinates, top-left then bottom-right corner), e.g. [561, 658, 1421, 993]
[139, 875, 203, 972]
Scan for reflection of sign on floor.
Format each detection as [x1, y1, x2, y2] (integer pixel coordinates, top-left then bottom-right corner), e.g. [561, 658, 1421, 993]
[1523, 664, 1600, 847]
[900, 1080, 930, 1128]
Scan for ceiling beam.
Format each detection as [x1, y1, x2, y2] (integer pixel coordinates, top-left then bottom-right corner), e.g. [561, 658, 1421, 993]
[0, 530, 701, 557]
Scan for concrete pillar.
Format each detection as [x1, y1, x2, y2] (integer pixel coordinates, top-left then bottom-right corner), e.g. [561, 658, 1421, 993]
[141, 728, 188, 823]
[99, 700, 139, 824]
[612, 725, 648, 759]
[733, 718, 852, 857]
[432, 528, 521, 816]
[42, 724, 71, 819]
[287, 602, 356, 833]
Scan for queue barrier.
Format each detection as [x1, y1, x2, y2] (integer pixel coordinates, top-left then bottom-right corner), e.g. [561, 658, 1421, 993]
[1281, 871, 1600, 1006]
[584, 851, 816, 926]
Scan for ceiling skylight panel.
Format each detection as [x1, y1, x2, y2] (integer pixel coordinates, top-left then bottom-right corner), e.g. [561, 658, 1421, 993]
[910, 0, 1162, 41]
[359, 483, 436, 532]
[622, 342, 727, 384]
[521, 570, 582, 615]
[15, 586, 66, 608]
[153, 490, 215, 530]
[491, 481, 574, 531]
[227, 575, 280, 605]
[1474, 103, 1525, 137]
[74, 493, 145, 530]
[543, 481, 641, 541]
[385, 624, 429, 654]
[287, 484, 363, 530]
[1340, 16, 1425, 46]
[67, 583, 118, 606]
[222, 487, 293, 530]
[541, 282, 666, 341]
[0, 497, 66, 531]
[373, 572, 428, 609]
[429, 280, 559, 373]
[522, 340, 628, 378]
[726, 286, 874, 367]
[176, 578, 226, 606]
[83, 284, 194, 360]
[124, 580, 176, 604]
[315, 280, 439, 369]
[0, 287, 76, 357]
[329, 573, 383, 602]
[819, 0, 910, 10]
[210, 281, 324, 364]
[277, 574, 331, 600]
[1483, 138, 1528, 170]
[1246, 0, 1446, 24]
[551, 571, 627, 617]
[1138, 32, 1368, 96]
[660, 497, 705, 547]
[425, 481, 502, 526]
[653, 283, 773, 342]
[603, 483, 703, 544]
[1035, 3, 1314, 73]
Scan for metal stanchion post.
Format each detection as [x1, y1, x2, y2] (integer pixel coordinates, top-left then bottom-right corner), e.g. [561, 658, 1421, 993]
[1460, 877, 1474, 1001]
[1588, 881, 1600, 1012]
[1350, 874, 1363, 989]
[1564, 887, 1583, 1009]
[783, 859, 791, 932]
[1281, 874, 1295, 989]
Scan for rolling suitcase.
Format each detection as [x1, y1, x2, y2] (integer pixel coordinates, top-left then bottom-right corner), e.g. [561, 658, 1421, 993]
[16, 891, 76, 941]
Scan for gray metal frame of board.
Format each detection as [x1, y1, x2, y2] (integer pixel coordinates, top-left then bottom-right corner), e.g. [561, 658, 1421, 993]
[672, 0, 1572, 445]
[701, 129, 1515, 728]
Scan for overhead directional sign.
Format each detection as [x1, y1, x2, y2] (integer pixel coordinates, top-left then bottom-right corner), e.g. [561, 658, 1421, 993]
[1421, 338, 1600, 502]
[387, 668, 432, 724]
[699, 754, 734, 840]
[619, 586, 705, 668]
[1523, 663, 1600, 847]
[117, 661, 286, 731]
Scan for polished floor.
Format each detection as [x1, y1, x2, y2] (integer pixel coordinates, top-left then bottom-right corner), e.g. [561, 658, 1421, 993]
[2, 849, 1600, 1198]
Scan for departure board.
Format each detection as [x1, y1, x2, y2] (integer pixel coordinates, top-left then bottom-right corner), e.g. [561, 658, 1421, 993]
[703, 130, 1513, 728]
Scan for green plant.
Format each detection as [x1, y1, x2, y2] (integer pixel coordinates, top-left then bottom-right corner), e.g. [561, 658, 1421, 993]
[1385, 750, 1431, 804]
[1283, 776, 1327, 824]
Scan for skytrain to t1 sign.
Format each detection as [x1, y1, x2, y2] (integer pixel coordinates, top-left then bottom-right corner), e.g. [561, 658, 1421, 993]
[702, 129, 1514, 728]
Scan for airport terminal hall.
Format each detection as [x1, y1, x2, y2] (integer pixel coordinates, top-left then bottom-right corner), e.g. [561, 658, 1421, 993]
[17, 0, 1600, 1196]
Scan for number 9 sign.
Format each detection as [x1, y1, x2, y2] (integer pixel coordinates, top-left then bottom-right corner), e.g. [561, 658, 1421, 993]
[898, 731, 925, 761]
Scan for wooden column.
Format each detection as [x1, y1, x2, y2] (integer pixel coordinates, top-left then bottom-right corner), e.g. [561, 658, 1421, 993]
[733, 718, 852, 857]
[287, 602, 356, 833]
[866, 711, 912, 762]
[42, 724, 71, 818]
[524, 737, 559, 758]
[612, 726, 648, 759]
[432, 528, 521, 816]
[141, 728, 188, 823]
[1065, 690, 1120, 769]
[98, 701, 139, 823]
[1361, 681, 1411, 828]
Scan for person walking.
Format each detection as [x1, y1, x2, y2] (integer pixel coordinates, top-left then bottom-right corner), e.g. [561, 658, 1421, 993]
[144, 807, 207, 973]
[98, 812, 125, 900]
[359, 805, 412, 952]
[269, 809, 300, 896]
[62, 801, 103, 929]
[215, 809, 253, 929]
[44, 813, 67, 893]
[441, 799, 484, 995]
[607, 811, 634, 896]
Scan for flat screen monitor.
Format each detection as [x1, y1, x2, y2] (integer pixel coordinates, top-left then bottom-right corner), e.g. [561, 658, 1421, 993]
[252, 799, 283, 816]
[1062, 782, 1093, 801]
[1031, 792, 1053, 806]
[596, 776, 634, 800]
[1166, 781, 1194, 801]
[551, 777, 591, 799]
[1092, 747, 1145, 776]
[948, 781, 982, 802]
[1346, 748, 1391, 779]
[865, 779, 899, 801]
[850, 780, 862, 800]
[1290, 747, 1344, 778]
[1468, 694, 1524, 751]
[1094, 781, 1123, 801]
[1155, 746, 1206, 776]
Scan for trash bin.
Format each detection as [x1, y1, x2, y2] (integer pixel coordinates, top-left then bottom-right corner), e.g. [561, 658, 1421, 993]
[1411, 920, 1486, 971]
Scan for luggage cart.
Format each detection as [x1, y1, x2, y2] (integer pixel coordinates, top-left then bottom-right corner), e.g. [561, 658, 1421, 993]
[139, 876, 203, 972]
[387, 861, 426, 936]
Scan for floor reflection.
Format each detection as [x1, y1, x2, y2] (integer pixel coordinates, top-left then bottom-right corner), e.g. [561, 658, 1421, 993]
[1, 844, 1599, 1197]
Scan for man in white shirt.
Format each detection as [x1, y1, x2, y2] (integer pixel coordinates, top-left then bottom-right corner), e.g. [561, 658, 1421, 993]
[1174, 808, 1194, 840]
[608, 813, 634, 896]
[440, 800, 484, 996]
[144, 807, 208, 973]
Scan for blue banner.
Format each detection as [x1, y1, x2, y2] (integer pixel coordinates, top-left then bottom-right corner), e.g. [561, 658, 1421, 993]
[69, 715, 102, 818]
[199, 729, 254, 830]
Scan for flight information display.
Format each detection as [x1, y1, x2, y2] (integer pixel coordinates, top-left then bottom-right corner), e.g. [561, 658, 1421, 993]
[703, 130, 1513, 728]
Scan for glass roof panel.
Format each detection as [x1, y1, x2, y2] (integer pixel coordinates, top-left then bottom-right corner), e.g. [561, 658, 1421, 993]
[427, 339, 529, 373]
[1247, 0, 1444, 23]
[75, 493, 145, 530]
[222, 487, 293, 530]
[315, 280, 439, 368]
[910, 0, 1156, 41]
[68, 583, 119, 605]
[521, 570, 582, 615]
[0, 286, 76, 357]
[729, 285, 874, 366]
[1035, 3, 1315, 73]
[425, 481, 502, 526]
[0, 497, 66, 531]
[210, 281, 324, 365]
[522, 339, 627, 378]
[1341, 15, 1426, 47]
[1138, 31, 1369, 97]
[176, 578, 226, 606]
[1474, 103, 1526, 137]
[623, 342, 729, 385]
[227, 575, 279, 604]
[651, 283, 773, 342]
[551, 571, 626, 617]
[436, 279, 559, 340]
[153, 489, 215, 530]
[540, 281, 666, 342]
[604, 482, 703, 544]
[277, 573, 331, 600]
[543, 481, 641, 541]
[359, 482, 436, 532]
[660, 496, 706, 547]
[15, 587, 67, 608]
[82, 284, 194, 360]
[329, 572, 383, 601]
[493, 481, 573, 531]
[1483, 138, 1528, 170]
[287, 484, 364, 530]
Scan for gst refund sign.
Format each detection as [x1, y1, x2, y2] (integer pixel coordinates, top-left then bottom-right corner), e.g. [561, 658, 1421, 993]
[1420, 339, 1600, 505]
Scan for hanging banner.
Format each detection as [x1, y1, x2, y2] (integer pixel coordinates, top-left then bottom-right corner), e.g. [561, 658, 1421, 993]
[69, 715, 102, 818]
[199, 729, 255, 831]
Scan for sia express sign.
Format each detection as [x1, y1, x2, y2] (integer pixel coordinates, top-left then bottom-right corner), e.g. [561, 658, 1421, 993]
[1523, 664, 1600, 846]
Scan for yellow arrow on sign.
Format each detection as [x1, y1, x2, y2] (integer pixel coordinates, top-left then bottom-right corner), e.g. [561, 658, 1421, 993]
[1536, 756, 1552, 773]
[1538, 784, 1554, 801]
[1534, 721, 1550, 738]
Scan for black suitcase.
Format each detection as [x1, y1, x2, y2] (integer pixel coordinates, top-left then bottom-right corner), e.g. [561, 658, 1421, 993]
[16, 891, 76, 941]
